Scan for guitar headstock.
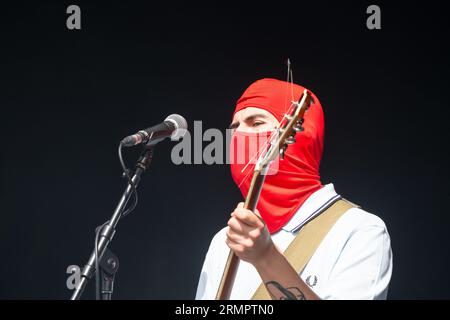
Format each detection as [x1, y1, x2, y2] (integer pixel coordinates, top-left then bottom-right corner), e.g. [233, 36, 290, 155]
[255, 89, 313, 173]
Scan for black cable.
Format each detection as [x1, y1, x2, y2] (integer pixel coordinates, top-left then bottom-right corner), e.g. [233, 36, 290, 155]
[93, 143, 140, 300]
[94, 220, 109, 300]
[118, 142, 139, 218]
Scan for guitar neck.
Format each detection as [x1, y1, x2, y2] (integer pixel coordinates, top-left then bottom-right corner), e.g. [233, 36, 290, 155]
[215, 89, 312, 300]
[215, 171, 266, 300]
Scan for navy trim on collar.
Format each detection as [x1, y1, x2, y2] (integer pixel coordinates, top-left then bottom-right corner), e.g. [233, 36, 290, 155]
[290, 194, 342, 234]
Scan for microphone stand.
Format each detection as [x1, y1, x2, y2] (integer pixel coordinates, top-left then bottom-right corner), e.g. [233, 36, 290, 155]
[70, 144, 154, 300]
[99, 248, 119, 300]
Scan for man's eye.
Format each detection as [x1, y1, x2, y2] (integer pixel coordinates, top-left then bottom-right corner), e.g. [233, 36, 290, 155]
[253, 121, 264, 127]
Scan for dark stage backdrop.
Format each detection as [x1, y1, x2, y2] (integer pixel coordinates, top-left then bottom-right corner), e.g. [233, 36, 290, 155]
[1, 1, 449, 299]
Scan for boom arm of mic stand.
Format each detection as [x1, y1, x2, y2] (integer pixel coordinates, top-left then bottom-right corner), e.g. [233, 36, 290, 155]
[70, 146, 154, 300]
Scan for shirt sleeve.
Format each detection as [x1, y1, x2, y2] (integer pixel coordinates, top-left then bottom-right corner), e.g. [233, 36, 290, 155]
[195, 249, 213, 299]
[318, 222, 393, 300]
[195, 230, 224, 300]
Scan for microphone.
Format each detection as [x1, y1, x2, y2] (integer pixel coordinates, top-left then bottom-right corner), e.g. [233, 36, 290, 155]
[120, 114, 188, 147]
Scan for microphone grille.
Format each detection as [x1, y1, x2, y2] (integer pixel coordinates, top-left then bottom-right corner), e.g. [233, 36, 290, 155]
[165, 114, 188, 139]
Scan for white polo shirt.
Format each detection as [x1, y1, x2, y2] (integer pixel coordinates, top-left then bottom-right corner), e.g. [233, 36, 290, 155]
[195, 183, 393, 300]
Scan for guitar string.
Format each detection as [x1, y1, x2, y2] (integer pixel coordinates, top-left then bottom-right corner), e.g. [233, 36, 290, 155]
[284, 58, 290, 116]
[235, 60, 298, 189]
[236, 132, 275, 189]
[236, 101, 297, 189]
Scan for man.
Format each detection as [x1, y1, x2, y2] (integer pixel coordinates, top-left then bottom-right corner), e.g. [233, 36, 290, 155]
[195, 78, 393, 300]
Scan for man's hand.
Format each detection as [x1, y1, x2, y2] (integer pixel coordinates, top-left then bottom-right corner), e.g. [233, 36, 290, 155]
[225, 202, 275, 266]
[225, 202, 320, 300]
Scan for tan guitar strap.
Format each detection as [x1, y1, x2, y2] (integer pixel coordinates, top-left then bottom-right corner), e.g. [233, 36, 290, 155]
[251, 198, 358, 300]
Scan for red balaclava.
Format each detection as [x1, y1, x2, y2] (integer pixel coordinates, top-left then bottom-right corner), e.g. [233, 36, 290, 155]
[230, 78, 325, 234]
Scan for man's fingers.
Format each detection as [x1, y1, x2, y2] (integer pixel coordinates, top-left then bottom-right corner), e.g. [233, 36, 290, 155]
[226, 228, 250, 244]
[227, 216, 253, 234]
[225, 237, 242, 252]
[225, 236, 247, 254]
[232, 208, 264, 228]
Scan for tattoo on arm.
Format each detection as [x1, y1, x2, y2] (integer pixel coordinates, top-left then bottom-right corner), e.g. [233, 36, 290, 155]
[265, 281, 306, 300]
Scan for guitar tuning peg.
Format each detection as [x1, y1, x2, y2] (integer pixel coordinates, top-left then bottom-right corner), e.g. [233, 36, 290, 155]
[294, 124, 304, 133]
[305, 97, 314, 110]
[285, 136, 296, 144]
[280, 144, 288, 160]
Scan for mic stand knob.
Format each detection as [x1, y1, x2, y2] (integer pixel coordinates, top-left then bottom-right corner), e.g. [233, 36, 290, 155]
[99, 249, 119, 300]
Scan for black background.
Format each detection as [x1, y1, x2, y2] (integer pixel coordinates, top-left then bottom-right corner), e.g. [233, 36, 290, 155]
[1, 1, 449, 299]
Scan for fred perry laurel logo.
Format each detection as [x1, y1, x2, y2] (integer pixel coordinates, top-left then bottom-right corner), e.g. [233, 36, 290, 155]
[306, 275, 318, 287]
